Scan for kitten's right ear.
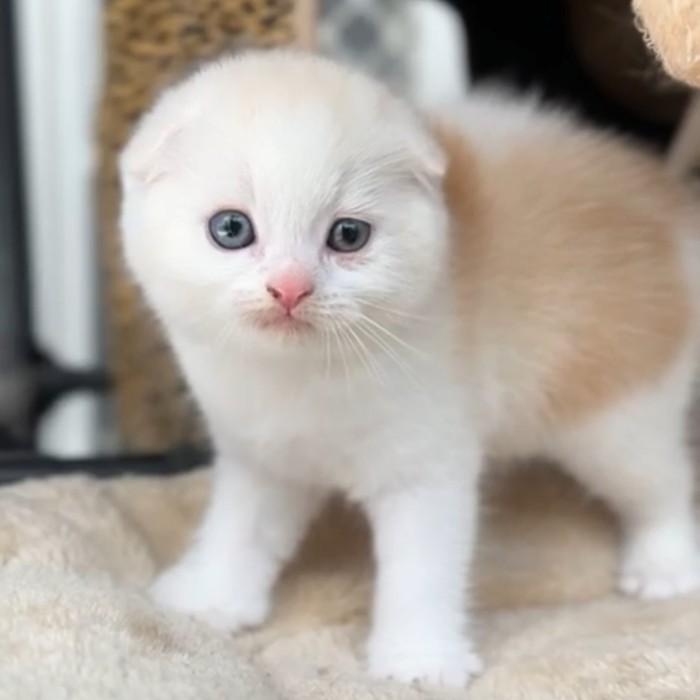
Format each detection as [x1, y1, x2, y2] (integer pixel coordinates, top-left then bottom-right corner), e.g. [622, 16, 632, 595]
[119, 96, 196, 188]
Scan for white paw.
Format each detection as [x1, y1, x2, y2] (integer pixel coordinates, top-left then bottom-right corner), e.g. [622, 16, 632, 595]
[368, 638, 483, 687]
[618, 563, 700, 599]
[150, 560, 269, 632]
[619, 541, 700, 600]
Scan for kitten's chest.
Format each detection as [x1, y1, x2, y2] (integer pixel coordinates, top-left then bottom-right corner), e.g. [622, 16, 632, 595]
[202, 366, 382, 486]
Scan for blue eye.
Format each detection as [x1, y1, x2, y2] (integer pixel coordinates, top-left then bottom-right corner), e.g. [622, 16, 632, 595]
[208, 210, 256, 250]
[327, 218, 372, 253]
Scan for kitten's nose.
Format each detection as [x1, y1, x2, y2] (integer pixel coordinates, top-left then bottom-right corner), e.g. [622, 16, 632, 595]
[266, 270, 314, 312]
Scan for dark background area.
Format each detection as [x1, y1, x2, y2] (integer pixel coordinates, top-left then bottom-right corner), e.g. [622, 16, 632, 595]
[451, 0, 685, 147]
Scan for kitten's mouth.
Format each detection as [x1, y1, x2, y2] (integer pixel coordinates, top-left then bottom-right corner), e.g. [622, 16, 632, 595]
[250, 310, 313, 334]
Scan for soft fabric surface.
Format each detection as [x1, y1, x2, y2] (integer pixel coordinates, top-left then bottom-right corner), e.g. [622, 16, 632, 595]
[1, 462, 699, 699]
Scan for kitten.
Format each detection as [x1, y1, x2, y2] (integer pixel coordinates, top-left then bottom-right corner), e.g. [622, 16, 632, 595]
[119, 50, 700, 686]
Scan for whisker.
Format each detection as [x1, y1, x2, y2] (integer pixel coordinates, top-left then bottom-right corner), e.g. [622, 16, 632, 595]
[213, 318, 234, 348]
[355, 320, 425, 390]
[342, 320, 385, 385]
[339, 321, 371, 380]
[359, 300, 469, 326]
[357, 313, 431, 360]
[329, 318, 352, 395]
[322, 324, 332, 380]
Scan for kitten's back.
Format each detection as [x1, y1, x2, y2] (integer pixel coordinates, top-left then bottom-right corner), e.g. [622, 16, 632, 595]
[437, 90, 700, 443]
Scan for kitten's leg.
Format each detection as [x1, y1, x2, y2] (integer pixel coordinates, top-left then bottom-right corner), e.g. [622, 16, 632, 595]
[151, 461, 323, 631]
[365, 460, 482, 686]
[552, 386, 699, 600]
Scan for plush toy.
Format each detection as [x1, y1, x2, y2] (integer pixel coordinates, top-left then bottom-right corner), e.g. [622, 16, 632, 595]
[633, 0, 700, 88]
[568, 0, 688, 126]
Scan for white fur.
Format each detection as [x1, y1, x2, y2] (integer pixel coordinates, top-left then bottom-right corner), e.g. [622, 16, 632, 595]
[549, 341, 700, 598]
[547, 230, 700, 599]
[120, 51, 700, 687]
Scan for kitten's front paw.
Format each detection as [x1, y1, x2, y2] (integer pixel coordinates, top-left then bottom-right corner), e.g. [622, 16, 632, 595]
[150, 560, 269, 632]
[368, 637, 483, 687]
[619, 537, 700, 599]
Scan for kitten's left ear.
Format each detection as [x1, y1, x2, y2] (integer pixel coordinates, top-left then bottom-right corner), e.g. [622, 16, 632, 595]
[409, 112, 449, 189]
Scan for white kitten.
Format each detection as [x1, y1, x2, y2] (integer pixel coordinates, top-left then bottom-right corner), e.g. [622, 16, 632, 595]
[120, 50, 700, 686]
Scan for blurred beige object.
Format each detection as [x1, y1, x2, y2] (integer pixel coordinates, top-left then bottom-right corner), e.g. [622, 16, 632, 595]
[633, 0, 700, 88]
[568, 0, 689, 126]
[633, 0, 700, 176]
[2, 462, 700, 698]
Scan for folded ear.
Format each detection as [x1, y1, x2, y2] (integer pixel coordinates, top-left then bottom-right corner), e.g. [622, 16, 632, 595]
[420, 131, 449, 184]
[119, 92, 198, 189]
[410, 111, 449, 190]
[427, 117, 482, 224]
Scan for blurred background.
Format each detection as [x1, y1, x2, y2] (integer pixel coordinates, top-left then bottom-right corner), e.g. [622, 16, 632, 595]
[0, 0, 695, 472]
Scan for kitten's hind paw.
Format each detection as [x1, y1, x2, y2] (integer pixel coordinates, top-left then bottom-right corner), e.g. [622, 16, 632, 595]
[618, 538, 700, 600]
[618, 563, 700, 599]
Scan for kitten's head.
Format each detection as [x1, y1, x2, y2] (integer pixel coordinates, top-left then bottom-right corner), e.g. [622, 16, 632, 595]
[119, 50, 449, 356]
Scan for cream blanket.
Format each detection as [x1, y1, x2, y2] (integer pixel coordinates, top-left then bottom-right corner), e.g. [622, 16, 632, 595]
[2, 464, 699, 699]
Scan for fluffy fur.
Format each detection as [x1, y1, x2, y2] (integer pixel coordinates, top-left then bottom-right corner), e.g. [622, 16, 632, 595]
[119, 50, 700, 687]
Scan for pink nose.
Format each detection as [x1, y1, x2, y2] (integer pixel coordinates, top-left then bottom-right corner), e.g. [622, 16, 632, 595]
[266, 270, 314, 311]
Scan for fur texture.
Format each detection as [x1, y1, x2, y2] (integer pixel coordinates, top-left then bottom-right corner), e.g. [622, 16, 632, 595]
[119, 50, 700, 687]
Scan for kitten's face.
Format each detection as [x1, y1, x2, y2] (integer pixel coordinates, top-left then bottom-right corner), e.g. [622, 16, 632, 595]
[120, 52, 449, 356]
